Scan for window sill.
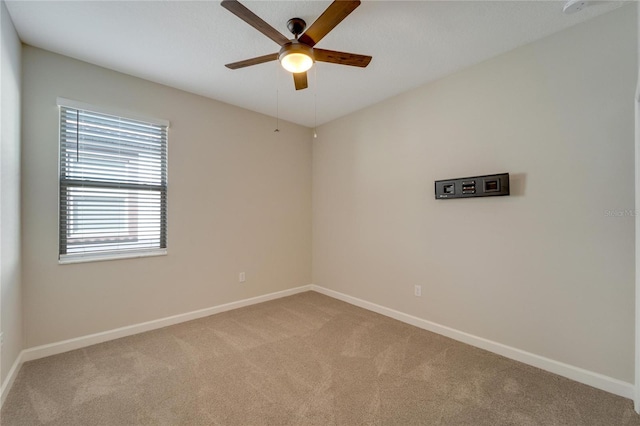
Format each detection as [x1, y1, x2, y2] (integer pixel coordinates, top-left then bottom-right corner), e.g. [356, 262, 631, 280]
[58, 249, 167, 265]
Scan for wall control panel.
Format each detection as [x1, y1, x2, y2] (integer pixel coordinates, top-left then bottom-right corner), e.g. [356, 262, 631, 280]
[435, 173, 510, 199]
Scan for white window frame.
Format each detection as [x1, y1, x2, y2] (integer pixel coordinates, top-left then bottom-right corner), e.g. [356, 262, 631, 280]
[57, 98, 169, 264]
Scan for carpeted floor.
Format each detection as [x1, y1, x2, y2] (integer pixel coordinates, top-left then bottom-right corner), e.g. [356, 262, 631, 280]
[2, 291, 639, 425]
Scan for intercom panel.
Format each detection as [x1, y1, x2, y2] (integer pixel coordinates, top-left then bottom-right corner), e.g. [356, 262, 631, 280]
[435, 173, 509, 199]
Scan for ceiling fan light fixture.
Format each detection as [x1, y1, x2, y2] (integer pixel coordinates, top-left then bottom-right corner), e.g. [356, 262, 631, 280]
[279, 42, 314, 73]
[281, 53, 313, 73]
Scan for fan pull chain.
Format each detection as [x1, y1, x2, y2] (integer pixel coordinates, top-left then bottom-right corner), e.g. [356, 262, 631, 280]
[274, 89, 280, 133]
[313, 95, 317, 139]
[313, 66, 318, 138]
[275, 63, 280, 133]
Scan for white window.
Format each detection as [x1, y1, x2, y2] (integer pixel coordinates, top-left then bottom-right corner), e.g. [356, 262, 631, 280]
[58, 99, 168, 263]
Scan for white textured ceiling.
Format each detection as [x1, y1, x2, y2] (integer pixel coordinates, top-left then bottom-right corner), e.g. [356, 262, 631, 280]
[5, 0, 627, 127]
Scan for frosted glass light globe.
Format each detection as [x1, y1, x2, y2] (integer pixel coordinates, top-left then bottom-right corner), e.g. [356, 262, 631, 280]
[281, 52, 313, 73]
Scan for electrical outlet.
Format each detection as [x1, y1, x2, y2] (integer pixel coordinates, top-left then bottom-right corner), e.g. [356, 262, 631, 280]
[239, 272, 246, 283]
[414, 285, 422, 297]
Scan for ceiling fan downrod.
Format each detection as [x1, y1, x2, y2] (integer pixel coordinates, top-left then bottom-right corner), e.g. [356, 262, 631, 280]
[287, 18, 307, 39]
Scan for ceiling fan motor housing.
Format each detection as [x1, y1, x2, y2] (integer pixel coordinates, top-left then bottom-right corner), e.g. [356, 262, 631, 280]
[279, 41, 315, 64]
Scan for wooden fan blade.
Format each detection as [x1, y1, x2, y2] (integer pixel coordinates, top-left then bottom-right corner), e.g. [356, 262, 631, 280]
[225, 53, 279, 69]
[293, 72, 308, 90]
[313, 48, 372, 67]
[221, 0, 290, 46]
[298, 0, 360, 47]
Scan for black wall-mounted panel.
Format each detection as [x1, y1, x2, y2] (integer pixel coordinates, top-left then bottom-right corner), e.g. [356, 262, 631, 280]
[435, 173, 510, 199]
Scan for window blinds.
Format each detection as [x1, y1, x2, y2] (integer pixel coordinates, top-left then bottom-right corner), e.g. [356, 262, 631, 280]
[59, 104, 168, 260]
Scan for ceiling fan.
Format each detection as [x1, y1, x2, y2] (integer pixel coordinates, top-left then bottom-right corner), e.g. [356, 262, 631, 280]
[221, 0, 372, 91]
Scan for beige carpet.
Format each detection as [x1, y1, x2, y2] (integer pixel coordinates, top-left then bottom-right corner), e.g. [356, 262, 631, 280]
[2, 291, 639, 425]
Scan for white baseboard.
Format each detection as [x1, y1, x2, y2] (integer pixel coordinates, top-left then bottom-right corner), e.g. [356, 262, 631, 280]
[1, 350, 24, 408]
[310, 284, 635, 400]
[0, 284, 312, 407]
[2, 283, 633, 408]
[22, 284, 313, 363]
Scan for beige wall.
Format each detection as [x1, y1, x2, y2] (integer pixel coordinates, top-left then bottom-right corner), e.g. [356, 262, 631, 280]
[0, 0, 22, 385]
[313, 6, 637, 382]
[21, 47, 312, 348]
